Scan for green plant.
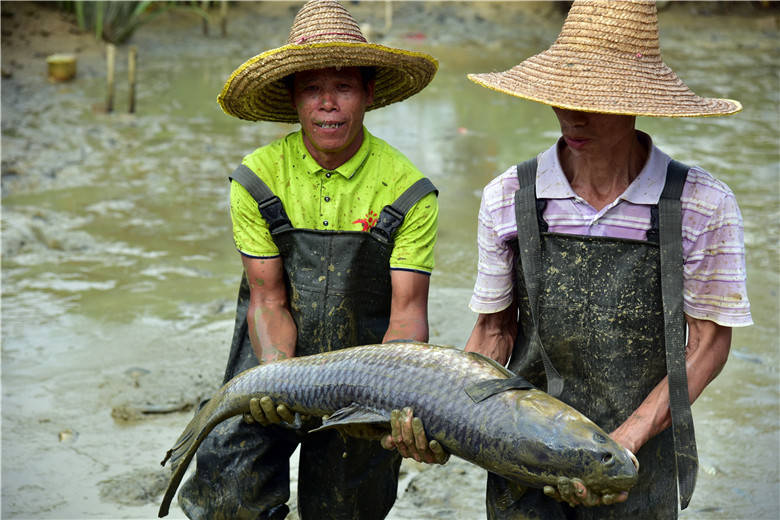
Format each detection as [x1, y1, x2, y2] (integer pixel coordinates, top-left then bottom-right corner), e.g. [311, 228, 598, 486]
[66, 1, 209, 44]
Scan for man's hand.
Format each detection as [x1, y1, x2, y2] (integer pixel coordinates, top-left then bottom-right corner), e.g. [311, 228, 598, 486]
[380, 407, 449, 464]
[542, 449, 638, 507]
[243, 396, 296, 426]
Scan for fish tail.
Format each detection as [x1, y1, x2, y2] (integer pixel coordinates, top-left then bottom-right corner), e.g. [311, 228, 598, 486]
[159, 421, 195, 468]
[157, 387, 242, 517]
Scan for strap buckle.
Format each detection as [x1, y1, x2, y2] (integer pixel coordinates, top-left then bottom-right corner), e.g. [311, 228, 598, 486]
[372, 205, 404, 243]
[257, 196, 291, 233]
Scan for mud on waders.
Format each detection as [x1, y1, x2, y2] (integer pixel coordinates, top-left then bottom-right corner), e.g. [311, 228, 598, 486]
[177, 164, 437, 520]
[485, 158, 696, 520]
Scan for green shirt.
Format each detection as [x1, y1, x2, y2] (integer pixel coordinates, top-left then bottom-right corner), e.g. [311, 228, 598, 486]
[230, 128, 438, 273]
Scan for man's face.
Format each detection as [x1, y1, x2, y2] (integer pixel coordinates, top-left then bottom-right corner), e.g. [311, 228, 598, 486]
[552, 107, 636, 155]
[292, 67, 375, 169]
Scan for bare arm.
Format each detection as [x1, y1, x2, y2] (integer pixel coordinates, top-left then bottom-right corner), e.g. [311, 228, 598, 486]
[382, 270, 430, 343]
[464, 303, 518, 366]
[242, 255, 297, 363]
[381, 270, 450, 462]
[610, 315, 732, 454]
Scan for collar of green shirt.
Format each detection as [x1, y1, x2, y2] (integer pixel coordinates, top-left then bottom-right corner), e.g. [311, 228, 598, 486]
[296, 127, 372, 180]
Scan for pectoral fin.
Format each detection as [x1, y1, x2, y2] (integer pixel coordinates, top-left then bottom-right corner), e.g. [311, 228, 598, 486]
[309, 403, 391, 439]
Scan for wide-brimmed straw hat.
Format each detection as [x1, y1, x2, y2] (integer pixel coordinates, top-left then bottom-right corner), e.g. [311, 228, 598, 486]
[218, 0, 438, 123]
[468, 0, 741, 117]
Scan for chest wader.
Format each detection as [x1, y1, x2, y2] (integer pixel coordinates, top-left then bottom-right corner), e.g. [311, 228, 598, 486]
[178, 164, 437, 520]
[486, 159, 697, 520]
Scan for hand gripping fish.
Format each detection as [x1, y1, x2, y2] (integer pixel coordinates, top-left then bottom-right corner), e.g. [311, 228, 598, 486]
[159, 342, 637, 517]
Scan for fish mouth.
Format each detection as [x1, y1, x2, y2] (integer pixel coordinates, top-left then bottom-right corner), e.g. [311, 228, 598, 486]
[584, 450, 639, 493]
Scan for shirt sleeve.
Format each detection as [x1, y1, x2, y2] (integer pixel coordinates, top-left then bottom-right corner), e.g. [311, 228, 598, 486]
[682, 174, 752, 327]
[469, 188, 515, 314]
[390, 191, 438, 273]
[229, 173, 280, 258]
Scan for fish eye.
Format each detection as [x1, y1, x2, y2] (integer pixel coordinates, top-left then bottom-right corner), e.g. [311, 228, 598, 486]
[601, 452, 614, 465]
[592, 432, 607, 444]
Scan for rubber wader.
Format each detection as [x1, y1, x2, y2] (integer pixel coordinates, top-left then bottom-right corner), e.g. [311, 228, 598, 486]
[178, 165, 437, 520]
[486, 158, 696, 520]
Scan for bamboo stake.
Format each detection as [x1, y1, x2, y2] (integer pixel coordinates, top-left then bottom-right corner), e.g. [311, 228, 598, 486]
[220, 0, 228, 37]
[106, 43, 116, 113]
[128, 46, 137, 114]
[384, 1, 393, 34]
[202, 0, 209, 36]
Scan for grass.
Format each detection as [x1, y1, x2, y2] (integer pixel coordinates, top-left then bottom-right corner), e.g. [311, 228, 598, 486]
[60, 1, 210, 44]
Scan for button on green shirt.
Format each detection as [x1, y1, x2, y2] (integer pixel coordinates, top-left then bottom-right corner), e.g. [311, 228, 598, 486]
[230, 128, 438, 273]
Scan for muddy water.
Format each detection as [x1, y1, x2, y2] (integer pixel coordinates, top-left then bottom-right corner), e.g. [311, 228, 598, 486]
[1, 2, 778, 519]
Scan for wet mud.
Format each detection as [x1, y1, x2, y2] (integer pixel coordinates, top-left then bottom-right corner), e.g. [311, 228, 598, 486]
[2, 1, 778, 519]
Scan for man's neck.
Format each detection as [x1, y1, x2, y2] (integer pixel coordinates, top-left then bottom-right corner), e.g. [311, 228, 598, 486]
[560, 132, 648, 211]
[302, 130, 364, 171]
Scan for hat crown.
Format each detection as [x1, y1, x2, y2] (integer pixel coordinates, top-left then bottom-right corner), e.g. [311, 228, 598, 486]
[555, 0, 661, 59]
[466, 0, 741, 117]
[287, 0, 367, 46]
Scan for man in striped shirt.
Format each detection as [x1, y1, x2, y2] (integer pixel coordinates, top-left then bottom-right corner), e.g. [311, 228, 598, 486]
[464, 1, 752, 518]
[469, 131, 751, 326]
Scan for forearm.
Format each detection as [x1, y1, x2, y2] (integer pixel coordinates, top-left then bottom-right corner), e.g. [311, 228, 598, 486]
[247, 301, 297, 363]
[241, 256, 297, 364]
[610, 316, 732, 453]
[383, 270, 431, 343]
[465, 305, 517, 366]
[383, 310, 428, 343]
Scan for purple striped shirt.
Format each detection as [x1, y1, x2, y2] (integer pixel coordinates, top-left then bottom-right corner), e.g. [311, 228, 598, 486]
[470, 134, 752, 328]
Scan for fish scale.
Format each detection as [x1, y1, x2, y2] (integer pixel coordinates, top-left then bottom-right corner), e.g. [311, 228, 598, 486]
[158, 342, 638, 517]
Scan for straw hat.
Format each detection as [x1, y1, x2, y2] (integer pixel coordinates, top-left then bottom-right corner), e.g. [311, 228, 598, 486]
[218, 0, 438, 123]
[468, 0, 741, 117]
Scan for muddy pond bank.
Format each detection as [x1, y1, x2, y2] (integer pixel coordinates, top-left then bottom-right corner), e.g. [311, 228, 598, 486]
[2, 2, 779, 519]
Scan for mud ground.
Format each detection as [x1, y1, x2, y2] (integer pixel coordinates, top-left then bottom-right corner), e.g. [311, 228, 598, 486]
[2, 1, 778, 519]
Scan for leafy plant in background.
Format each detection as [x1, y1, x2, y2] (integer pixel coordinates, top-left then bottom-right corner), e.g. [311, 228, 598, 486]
[61, 1, 210, 44]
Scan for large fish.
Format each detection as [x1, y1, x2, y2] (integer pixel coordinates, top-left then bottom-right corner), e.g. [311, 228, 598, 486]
[159, 342, 637, 517]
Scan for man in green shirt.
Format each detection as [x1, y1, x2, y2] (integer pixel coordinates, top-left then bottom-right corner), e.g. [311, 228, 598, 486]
[177, 2, 444, 519]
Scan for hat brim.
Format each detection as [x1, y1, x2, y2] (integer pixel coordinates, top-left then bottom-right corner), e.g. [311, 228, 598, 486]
[219, 42, 438, 123]
[468, 50, 742, 118]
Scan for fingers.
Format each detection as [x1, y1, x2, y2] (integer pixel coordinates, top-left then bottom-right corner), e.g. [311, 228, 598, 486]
[543, 485, 562, 502]
[428, 440, 450, 464]
[389, 409, 411, 459]
[243, 399, 257, 424]
[548, 476, 630, 508]
[411, 417, 428, 462]
[245, 396, 294, 426]
[553, 477, 588, 507]
[277, 403, 295, 423]
[563, 478, 583, 507]
[554, 476, 576, 507]
[259, 396, 281, 424]
[383, 407, 450, 465]
[576, 480, 600, 507]
[399, 407, 416, 458]
[248, 396, 269, 425]
[380, 432, 394, 451]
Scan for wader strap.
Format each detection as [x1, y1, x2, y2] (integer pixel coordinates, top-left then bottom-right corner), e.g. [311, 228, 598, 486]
[647, 206, 660, 243]
[372, 178, 438, 243]
[229, 164, 293, 234]
[659, 159, 697, 509]
[514, 158, 564, 397]
[464, 374, 535, 403]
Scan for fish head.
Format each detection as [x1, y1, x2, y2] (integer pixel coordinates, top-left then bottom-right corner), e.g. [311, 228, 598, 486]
[498, 390, 638, 494]
[550, 411, 639, 494]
